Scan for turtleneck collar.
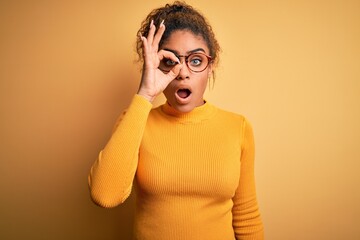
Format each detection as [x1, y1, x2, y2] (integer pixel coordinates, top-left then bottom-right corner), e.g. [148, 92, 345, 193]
[160, 100, 217, 123]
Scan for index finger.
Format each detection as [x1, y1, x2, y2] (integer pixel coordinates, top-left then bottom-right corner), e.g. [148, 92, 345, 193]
[158, 49, 180, 63]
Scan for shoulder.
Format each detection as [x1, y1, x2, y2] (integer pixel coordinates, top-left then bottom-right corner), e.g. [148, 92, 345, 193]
[214, 105, 247, 124]
[213, 104, 254, 135]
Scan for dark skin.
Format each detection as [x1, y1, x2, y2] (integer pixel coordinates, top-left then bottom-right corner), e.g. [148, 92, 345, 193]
[137, 20, 214, 113]
[137, 20, 183, 103]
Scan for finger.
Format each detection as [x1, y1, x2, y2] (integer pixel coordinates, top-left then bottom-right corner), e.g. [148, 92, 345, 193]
[165, 63, 183, 80]
[158, 49, 179, 63]
[139, 33, 151, 63]
[152, 20, 165, 50]
[147, 20, 155, 45]
[139, 33, 148, 52]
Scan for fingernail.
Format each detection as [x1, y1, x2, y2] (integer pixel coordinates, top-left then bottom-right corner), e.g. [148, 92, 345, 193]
[138, 32, 144, 40]
[160, 19, 165, 27]
[150, 19, 154, 27]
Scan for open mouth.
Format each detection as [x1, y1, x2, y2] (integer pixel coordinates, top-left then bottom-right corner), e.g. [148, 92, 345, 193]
[176, 88, 192, 99]
[176, 88, 191, 99]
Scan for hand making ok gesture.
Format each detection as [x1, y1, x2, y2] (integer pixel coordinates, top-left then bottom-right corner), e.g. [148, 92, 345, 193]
[137, 20, 183, 102]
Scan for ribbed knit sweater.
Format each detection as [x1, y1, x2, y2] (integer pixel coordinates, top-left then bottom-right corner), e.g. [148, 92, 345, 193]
[89, 94, 264, 240]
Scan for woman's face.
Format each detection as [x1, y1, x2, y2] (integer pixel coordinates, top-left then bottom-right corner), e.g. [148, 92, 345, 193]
[160, 30, 213, 113]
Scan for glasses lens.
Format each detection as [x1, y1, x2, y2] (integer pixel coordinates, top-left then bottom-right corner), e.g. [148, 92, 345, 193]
[187, 53, 209, 72]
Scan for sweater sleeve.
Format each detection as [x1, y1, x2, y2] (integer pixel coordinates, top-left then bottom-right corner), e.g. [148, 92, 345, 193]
[232, 119, 264, 239]
[88, 94, 152, 208]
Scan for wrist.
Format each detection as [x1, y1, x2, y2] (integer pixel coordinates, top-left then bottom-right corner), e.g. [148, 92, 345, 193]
[136, 90, 155, 103]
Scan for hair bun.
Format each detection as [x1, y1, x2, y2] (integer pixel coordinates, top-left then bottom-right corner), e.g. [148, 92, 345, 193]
[165, 1, 190, 14]
[172, 4, 184, 11]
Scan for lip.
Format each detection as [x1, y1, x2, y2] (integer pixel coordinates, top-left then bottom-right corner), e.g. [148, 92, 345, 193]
[174, 86, 192, 105]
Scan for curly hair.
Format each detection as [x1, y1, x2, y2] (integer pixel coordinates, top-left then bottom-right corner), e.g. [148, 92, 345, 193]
[136, 1, 220, 77]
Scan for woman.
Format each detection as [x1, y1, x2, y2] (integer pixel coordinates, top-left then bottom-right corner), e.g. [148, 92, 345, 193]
[88, 2, 264, 239]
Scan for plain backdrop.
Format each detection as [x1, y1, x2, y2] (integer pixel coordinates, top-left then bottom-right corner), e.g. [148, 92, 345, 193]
[1, 0, 359, 239]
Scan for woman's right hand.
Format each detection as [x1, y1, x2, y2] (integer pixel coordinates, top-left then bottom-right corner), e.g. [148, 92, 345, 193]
[137, 20, 183, 103]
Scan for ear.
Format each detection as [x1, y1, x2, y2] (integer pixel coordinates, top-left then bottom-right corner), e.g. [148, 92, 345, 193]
[207, 63, 215, 89]
[207, 62, 214, 77]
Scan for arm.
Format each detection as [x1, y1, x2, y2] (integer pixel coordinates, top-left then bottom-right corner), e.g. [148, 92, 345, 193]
[232, 119, 264, 239]
[88, 20, 181, 208]
[88, 94, 152, 208]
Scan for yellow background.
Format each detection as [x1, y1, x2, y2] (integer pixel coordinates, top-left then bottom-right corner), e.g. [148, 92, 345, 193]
[1, 0, 359, 239]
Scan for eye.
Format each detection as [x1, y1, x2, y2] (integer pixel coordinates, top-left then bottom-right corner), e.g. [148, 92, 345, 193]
[189, 57, 202, 66]
[188, 53, 207, 67]
[163, 58, 178, 67]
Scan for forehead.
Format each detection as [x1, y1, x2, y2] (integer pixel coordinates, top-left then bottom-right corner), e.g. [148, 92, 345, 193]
[160, 30, 209, 54]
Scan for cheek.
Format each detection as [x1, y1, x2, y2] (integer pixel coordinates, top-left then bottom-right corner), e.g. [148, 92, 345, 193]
[163, 85, 171, 97]
[198, 72, 210, 89]
[193, 76, 209, 97]
[164, 80, 176, 92]
[163, 82, 176, 98]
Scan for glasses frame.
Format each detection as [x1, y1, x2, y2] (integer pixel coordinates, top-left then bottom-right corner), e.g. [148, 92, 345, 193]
[159, 52, 213, 73]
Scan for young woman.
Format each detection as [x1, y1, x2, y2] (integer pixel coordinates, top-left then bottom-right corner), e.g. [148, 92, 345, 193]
[88, 2, 264, 239]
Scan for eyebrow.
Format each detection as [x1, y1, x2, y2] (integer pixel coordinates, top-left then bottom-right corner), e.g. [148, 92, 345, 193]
[162, 48, 206, 56]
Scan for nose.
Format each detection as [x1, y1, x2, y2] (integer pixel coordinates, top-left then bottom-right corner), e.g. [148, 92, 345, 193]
[176, 58, 190, 80]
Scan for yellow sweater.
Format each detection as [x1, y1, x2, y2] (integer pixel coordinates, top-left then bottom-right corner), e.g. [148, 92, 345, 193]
[89, 94, 264, 240]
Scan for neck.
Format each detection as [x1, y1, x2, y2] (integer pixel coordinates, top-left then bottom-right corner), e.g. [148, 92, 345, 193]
[160, 100, 216, 123]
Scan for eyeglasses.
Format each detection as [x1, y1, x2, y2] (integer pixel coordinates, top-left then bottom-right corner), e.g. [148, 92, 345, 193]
[159, 52, 213, 73]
